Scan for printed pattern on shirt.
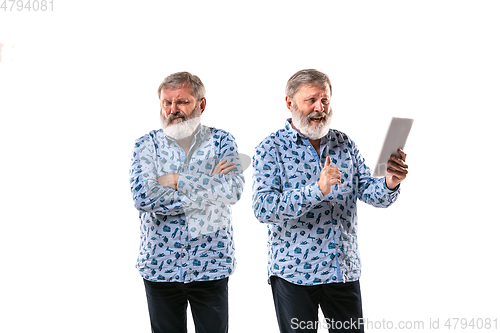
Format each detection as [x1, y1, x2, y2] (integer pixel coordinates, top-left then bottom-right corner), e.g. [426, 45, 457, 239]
[252, 120, 400, 285]
[130, 125, 245, 283]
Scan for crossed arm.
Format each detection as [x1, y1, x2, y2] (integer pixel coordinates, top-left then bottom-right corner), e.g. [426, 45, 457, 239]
[157, 159, 236, 190]
[130, 131, 244, 215]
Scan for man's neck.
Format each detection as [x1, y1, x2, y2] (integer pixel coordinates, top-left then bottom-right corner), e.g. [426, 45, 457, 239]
[176, 136, 193, 155]
[309, 139, 321, 156]
[291, 121, 321, 156]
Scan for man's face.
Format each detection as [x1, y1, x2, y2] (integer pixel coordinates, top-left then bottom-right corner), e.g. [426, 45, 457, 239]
[160, 85, 205, 125]
[286, 84, 332, 140]
[160, 85, 206, 140]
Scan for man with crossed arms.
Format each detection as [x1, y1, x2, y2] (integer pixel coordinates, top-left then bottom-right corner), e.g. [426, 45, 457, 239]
[130, 72, 244, 333]
[252, 69, 408, 332]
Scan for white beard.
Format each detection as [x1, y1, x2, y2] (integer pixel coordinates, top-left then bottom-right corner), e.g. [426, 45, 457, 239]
[161, 107, 202, 140]
[291, 105, 332, 140]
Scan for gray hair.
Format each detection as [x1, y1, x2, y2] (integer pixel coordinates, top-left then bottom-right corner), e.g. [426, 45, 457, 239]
[157, 71, 206, 101]
[285, 69, 332, 99]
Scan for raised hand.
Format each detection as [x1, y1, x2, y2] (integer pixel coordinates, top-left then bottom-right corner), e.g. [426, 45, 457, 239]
[317, 156, 341, 196]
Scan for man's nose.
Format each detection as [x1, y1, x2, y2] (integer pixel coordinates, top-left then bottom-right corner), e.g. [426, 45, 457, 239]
[169, 102, 179, 114]
[313, 100, 324, 112]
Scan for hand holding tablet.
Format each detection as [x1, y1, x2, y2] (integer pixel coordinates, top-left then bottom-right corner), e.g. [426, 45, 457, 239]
[372, 118, 413, 188]
[385, 148, 408, 190]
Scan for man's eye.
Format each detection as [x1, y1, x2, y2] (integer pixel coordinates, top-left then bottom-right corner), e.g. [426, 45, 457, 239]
[322, 99, 330, 105]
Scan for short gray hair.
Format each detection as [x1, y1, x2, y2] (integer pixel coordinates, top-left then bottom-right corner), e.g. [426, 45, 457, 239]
[285, 69, 332, 99]
[157, 72, 206, 101]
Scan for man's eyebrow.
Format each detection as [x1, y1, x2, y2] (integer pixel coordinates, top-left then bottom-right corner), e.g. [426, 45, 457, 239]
[162, 98, 190, 102]
[305, 93, 330, 99]
[303, 93, 321, 99]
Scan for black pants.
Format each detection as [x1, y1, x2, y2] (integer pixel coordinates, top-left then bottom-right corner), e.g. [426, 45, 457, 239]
[143, 278, 229, 333]
[271, 276, 364, 333]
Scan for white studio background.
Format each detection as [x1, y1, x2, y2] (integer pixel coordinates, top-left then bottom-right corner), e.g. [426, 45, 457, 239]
[0, 1, 498, 332]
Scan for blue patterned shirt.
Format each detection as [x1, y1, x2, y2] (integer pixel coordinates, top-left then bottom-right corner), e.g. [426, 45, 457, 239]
[130, 125, 245, 283]
[252, 120, 400, 285]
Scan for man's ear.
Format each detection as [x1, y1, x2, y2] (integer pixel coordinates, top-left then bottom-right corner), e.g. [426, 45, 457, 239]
[285, 96, 293, 112]
[199, 98, 207, 114]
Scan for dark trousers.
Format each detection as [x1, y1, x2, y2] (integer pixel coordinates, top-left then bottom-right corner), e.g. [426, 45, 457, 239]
[271, 276, 364, 333]
[143, 278, 229, 333]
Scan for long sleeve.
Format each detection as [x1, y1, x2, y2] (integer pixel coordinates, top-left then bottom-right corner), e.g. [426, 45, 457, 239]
[252, 141, 325, 224]
[251, 121, 403, 285]
[129, 133, 188, 215]
[131, 127, 240, 283]
[351, 138, 400, 207]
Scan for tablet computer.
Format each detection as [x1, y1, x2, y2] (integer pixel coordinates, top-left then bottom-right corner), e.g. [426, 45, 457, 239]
[372, 117, 414, 177]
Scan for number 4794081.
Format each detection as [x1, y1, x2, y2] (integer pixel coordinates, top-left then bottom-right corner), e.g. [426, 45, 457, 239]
[444, 318, 498, 330]
[1, 0, 54, 11]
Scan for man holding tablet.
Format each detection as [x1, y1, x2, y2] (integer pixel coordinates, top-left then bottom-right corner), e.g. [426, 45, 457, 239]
[252, 69, 408, 332]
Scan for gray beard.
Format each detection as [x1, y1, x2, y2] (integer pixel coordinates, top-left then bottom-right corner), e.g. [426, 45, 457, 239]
[290, 105, 332, 140]
[161, 106, 202, 140]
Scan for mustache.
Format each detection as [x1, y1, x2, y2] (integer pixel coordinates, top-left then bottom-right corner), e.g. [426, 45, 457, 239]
[166, 111, 187, 123]
[307, 111, 328, 120]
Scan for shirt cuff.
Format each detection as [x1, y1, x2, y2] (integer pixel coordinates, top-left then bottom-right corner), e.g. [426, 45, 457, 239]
[383, 178, 400, 203]
[312, 182, 326, 201]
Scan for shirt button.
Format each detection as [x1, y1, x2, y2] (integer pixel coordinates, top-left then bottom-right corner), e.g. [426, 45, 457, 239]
[181, 227, 186, 231]
[308, 145, 311, 148]
[182, 248, 187, 252]
[335, 226, 338, 230]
